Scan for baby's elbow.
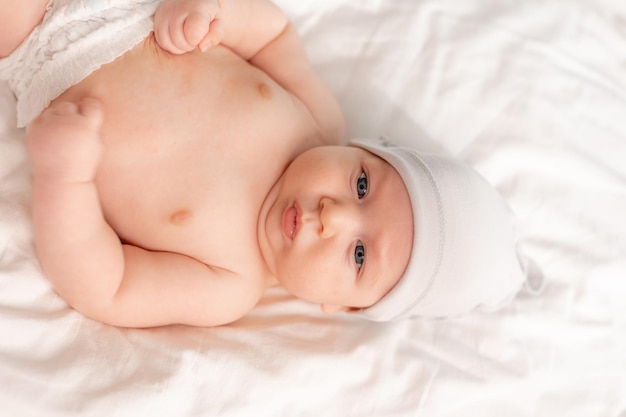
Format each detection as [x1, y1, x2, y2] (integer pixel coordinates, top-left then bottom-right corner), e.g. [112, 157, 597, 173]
[61, 292, 121, 326]
[70, 301, 152, 328]
[51, 282, 127, 327]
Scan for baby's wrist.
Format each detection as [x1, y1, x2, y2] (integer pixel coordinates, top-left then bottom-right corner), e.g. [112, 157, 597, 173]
[30, 157, 99, 185]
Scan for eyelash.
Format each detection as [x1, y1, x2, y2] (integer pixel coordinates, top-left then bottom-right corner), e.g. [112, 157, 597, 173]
[354, 240, 365, 269]
[354, 170, 368, 269]
[356, 170, 368, 199]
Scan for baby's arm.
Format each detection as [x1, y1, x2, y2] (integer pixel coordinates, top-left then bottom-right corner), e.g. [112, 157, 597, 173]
[28, 100, 260, 327]
[154, 0, 345, 144]
[28, 99, 124, 310]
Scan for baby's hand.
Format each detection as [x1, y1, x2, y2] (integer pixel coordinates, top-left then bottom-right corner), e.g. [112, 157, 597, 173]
[27, 98, 104, 184]
[154, 0, 224, 54]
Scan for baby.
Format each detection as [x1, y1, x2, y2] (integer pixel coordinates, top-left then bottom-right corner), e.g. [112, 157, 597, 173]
[0, 0, 539, 327]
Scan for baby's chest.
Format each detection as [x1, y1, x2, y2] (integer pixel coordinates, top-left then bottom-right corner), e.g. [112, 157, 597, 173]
[105, 169, 268, 273]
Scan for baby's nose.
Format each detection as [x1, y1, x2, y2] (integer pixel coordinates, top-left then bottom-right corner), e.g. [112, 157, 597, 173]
[319, 197, 359, 238]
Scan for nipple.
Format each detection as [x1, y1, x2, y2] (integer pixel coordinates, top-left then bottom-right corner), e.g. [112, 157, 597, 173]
[257, 83, 273, 100]
[169, 209, 193, 226]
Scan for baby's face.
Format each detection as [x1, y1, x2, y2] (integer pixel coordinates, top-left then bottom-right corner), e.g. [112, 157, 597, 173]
[257, 145, 413, 313]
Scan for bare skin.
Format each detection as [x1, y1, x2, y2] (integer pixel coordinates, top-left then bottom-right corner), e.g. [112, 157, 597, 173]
[0, 0, 49, 57]
[2, 0, 413, 328]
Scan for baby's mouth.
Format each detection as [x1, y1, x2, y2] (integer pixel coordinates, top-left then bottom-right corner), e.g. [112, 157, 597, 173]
[282, 204, 298, 240]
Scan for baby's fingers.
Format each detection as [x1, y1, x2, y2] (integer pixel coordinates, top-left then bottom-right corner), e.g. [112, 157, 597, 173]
[154, 15, 188, 54]
[198, 14, 223, 52]
[184, 12, 212, 50]
[156, 15, 207, 55]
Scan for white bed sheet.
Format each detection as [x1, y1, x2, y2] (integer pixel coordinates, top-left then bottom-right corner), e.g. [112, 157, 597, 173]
[1, 0, 625, 416]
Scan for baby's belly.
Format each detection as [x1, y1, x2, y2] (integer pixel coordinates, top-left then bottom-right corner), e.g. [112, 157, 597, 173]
[54, 36, 318, 259]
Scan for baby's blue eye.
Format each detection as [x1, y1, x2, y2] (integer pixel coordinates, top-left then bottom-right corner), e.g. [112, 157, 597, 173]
[356, 171, 368, 199]
[354, 240, 365, 269]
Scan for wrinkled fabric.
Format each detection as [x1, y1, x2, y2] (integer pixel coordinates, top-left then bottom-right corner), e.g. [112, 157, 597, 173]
[1, 0, 625, 415]
[0, 0, 160, 127]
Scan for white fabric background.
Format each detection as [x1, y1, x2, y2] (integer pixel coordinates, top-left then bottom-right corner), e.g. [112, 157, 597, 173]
[1, 0, 625, 416]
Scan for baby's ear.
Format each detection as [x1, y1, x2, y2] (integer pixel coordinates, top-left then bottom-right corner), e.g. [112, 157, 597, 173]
[320, 304, 360, 314]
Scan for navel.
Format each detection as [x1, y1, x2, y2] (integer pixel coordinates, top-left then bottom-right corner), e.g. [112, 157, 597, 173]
[257, 83, 273, 100]
[169, 209, 193, 226]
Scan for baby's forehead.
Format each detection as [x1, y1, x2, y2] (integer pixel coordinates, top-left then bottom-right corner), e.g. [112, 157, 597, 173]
[349, 145, 400, 174]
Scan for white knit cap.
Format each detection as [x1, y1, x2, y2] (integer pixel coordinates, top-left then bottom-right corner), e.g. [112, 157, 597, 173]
[349, 138, 542, 321]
